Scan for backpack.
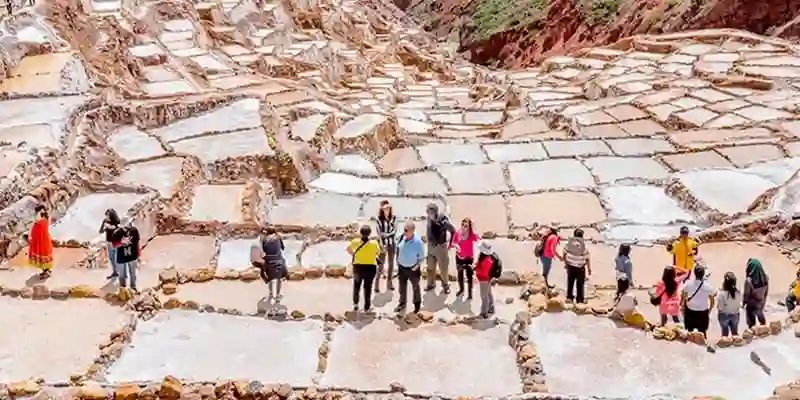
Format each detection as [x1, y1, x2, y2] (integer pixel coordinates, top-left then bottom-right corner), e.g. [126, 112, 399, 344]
[489, 254, 503, 279]
[565, 237, 586, 259]
[534, 238, 545, 257]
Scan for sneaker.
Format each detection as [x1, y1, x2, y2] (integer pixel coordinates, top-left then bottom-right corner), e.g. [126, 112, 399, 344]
[467, 292, 473, 300]
[443, 286, 450, 295]
[394, 304, 406, 313]
[413, 305, 421, 313]
[425, 285, 435, 292]
[352, 305, 359, 311]
[106, 274, 118, 280]
[456, 289, 464, 297]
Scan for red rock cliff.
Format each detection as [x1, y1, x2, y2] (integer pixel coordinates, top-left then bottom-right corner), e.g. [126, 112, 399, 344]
[399, 0, 800, 68]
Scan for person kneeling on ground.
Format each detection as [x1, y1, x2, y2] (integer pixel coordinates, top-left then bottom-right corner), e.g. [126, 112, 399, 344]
[613, 276, 650, 330]
[784, 268, 800, 313]
[394, 221, 425, 314]
[475, 241, 502, 318]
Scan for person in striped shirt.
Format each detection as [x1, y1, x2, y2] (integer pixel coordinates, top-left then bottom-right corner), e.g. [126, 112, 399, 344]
[375, 200, 397, 293]
[562, 228, 592, 304]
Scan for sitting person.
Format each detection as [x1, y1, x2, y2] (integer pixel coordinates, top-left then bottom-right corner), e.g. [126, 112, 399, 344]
[786, 268, 800, 313]
[613, 276, 650, 330]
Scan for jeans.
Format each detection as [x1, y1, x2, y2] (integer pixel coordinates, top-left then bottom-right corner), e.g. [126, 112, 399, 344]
[376, 245, 396, 291]
[353, 264, 377, 310]
[426, 244, 450, 290]
[479, 281, 494, 316]
[397, 265, 422, 311]
[456, 257, 473, 296]
[718, 312, 740, 336]
[660, 314, 680, 326]
[745, 305, 766, 328]
[540, 256, 553, 282]
[107, 245, 119, 276]
[786, 293, 797, 313]
[118, 260, 138, 289]
[566, 265, 586, 303]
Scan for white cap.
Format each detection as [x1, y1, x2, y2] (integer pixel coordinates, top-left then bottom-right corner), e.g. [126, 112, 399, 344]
[478, 241, 492, 254]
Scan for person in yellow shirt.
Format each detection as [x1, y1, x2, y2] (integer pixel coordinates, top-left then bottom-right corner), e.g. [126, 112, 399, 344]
[347, 225, 382, 312]
[666, 226, 700, 278]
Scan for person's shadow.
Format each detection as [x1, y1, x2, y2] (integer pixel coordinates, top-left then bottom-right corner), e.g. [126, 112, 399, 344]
[449, 297, 475, 316]
[421, 290, 447, 312]
[372, 291, 393, 308]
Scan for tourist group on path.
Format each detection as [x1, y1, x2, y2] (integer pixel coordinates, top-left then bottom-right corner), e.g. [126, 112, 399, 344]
[25, 202, 800, 331]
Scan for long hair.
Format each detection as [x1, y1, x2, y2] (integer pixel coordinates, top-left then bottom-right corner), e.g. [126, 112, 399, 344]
[661, 266, 677, 297]
[378, 200, 392, 221]
[105, 208, 120, 225]
[722, 272, 738, 299]
[618, 243, 631, 258]
[35, 204, 49, 219]
[461, 217, 474, 236]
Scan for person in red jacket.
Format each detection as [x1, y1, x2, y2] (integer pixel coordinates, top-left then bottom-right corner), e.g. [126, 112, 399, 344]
[475, 241, 502, 318]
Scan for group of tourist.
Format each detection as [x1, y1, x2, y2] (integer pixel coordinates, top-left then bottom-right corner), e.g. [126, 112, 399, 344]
[23, 206, 141, 292]
[606, 226, 779, 338]
[248, 200, 503, 318]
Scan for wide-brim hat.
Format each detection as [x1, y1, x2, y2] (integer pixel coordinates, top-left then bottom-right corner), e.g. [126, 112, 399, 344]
[478, 241, 492, 254]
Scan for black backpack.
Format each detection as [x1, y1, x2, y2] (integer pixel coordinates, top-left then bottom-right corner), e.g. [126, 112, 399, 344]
[489, 254, 503, 279]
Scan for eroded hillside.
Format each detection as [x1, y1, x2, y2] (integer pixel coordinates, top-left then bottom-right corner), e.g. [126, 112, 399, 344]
[399, 0, 800, 67]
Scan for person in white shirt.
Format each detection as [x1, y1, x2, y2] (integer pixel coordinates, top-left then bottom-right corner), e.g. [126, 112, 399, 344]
[681, 265, 716, 337]
[716, 272, 741, 337]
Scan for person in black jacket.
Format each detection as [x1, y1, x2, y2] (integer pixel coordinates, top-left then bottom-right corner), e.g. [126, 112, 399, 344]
[99, 209, 121, 280]
[111, 223, 140, 292]
[425, 203, 455, 294]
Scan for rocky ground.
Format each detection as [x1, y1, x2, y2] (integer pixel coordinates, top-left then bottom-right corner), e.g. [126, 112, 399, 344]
[398, 0, 800, 67]
[1, 0, 800, 398]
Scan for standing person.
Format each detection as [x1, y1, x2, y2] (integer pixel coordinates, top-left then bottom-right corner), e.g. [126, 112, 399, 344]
[615, 244, 633, 285]
[717, 272, 741, 337]
[784, 268, 800, 313]
[28, 205, 53, 279]
[652, 266, 681, 326]
[425, 203, 455, 294]
[394, 221, 425, 313]
[112, 223, 140, 293]
[475, 241, 502, 318]
[563, 228, 591, 304]
[453, 217, 479, 299]
[534, 227, 560, 289]
[743, 258, 769, 329]
[666, 226, 700, 280]
[681, 265, 715, 338]
[261, 226, 289, 301]
[347, 225, 381, 312]
[99, 208, 122, 280]
[375, 200, 397, 293]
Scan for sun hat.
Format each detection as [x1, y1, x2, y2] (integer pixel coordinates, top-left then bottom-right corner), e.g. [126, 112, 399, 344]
[478, 241, 492, 254]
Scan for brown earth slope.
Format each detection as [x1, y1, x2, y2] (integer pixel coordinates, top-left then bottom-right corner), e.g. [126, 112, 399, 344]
[398, 0, 800, 67]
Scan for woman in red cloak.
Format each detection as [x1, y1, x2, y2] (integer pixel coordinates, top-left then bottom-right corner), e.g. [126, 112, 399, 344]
[28, 205, 53, 279]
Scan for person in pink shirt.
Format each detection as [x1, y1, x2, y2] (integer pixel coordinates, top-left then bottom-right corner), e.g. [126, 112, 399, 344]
[535, 227, 561, 289]
[453, 217, 480, 299]
[652, 266, 682, 326]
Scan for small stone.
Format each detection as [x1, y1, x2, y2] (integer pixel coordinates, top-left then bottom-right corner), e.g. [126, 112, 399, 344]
[50, 287, 70, 299]
[291, 310, 306, 319]
[418, 311, 434, 322]
[754, 325, 770, 337]
[78, 385, 108, 400]
[31, 284, 50, 299]
[116, 384, 141, 400]
[240, 269, 260, 281]
[688, 331, 706, 345]
[743, 328, 754, 341]
[159, 268, 179, 284]
[190, 269, 215, 283]
[159, 376, 183, 400]
[69, 285, 99, 298]
[275, 384, 292, 398]
[717, 336, 733, 348]
[545, 298, 564, 312]
[325, 266, 346, 278]
[517, 343, 537, 362]
[769, 320, 783, 334]
[8, 381, 40, 396]
[318, 342, 329, 357]
[388, 382, 405, 393]
[316, 356, 327, 372]
[162, 283, 178, 295]
[117, 287, 134, 302]
[164, 298, 183, 309]
[305, 267, 324, 279]
[198, 384, 215, 399]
